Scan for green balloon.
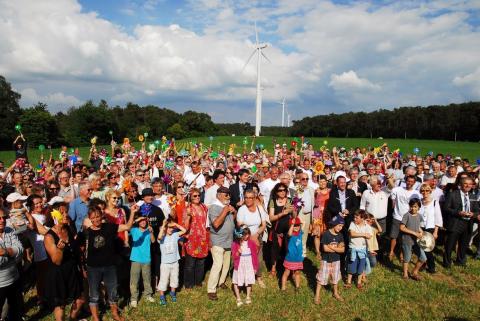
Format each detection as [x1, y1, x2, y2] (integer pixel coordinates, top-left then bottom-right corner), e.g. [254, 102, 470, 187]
[38, 144, 45, 152]
[70, 148, 75, 153]
[154, 140, 160, 146]
[148, 144, 156, 152]
[144, 132, 149, 138]
[105, 156, 112, 164]
[251, 165, 258, 173]
[15, 124, 21, 131]
[108, 130, 113, 135]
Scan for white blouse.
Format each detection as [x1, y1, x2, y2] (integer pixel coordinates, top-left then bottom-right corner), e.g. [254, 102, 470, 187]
[420, 200, 443, 230]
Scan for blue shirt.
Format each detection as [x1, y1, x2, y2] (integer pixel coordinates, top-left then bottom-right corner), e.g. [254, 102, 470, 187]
[159, 232, 180, 264]
[285, 231, 304, 262]
[130, 227, 152, 264]
[68, 197, 89, 232]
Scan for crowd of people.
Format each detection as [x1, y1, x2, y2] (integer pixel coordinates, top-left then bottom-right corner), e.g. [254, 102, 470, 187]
[0, 135, 479, 320]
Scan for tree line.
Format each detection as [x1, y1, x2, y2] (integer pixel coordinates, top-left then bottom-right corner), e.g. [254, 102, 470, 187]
[1, 74, 479, 150]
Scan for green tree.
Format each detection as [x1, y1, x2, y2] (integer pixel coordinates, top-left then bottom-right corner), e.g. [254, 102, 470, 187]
[167, 123, 186, 139]
[0, 75, 22, 149]
[19, 103, 61, 147]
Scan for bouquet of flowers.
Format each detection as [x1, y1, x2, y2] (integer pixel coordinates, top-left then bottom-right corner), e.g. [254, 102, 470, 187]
[292, 196, 305, 212]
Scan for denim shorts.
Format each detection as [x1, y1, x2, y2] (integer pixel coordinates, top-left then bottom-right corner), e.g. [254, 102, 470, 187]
[402, 242, 427, 263]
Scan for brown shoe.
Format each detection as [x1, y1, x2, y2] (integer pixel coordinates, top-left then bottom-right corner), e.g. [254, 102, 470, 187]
[207, 293, 218, 301]
[219, 283, 228, 290]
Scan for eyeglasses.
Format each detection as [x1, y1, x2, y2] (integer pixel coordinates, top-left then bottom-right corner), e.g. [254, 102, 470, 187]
[49, 187, 59, 191]
[191, 194, 200, 198]
[301, 178, 309, 181]
[110, 176, 117, 179]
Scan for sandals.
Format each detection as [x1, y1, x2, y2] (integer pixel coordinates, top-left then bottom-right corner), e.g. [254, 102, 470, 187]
[236, 299, 243, 307]
[410, 274, 422, 281]
[245, 297, 252, 304]
[343, 283, 352, 289]
[333, 294, 344, 302]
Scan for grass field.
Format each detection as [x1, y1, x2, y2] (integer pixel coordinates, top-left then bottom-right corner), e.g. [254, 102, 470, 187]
[1, 136, 478, 166]
[25, 250, 480, 321]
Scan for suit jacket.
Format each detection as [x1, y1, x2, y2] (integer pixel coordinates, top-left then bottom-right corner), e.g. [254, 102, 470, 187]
[327, 187, 359, 219]
[229, 182, 252, 209]
[443, 189, 479, 233]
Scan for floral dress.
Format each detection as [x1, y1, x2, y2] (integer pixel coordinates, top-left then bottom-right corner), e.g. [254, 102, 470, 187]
[232, 242, 256, 286]
[184, 204, 209, 258]
[312, 189, 330, 236]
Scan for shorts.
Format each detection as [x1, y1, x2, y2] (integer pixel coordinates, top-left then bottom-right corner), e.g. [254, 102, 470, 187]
[316, 260, 341, 285]
[156, 262, 179, 292]
[389, 219, 402, 239]
[283, 260, 303, 271]
[347, 252, 366, 275]
[402, 243, 427, 263]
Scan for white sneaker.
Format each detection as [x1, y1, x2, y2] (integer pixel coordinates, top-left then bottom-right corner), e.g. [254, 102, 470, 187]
[130, 300, 137, 308]
[145, 296, 155, 303]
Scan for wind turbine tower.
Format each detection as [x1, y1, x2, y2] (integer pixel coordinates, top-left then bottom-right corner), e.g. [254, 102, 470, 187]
[243, 22, 271, 136]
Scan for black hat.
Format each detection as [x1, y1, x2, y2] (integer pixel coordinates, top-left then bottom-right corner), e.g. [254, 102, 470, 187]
[141, 188, 155, 197]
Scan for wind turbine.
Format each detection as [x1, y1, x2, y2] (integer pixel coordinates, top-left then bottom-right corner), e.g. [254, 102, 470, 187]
[287, 113, 291, 127]
[242, 22, 271, 136]
[277, 97, 286, 127]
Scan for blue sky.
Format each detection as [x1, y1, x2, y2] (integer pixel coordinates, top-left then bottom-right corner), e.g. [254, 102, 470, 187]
[1, 0, 480, 125]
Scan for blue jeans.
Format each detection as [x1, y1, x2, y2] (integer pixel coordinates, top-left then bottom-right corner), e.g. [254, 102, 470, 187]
[402, 242, 427, 263]
[368, 252, 377, 268]
[347, 251, 366, 275]
[87, 265, 118, 306]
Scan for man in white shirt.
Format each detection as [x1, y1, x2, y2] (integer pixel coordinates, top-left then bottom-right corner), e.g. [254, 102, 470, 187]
[259, 166, 280, 208]
[184, 161, 206, 191]
[204, 170, 225, 207]
[389, 175, 421, 260]
[297, 173, 315, 257]
[151, 178, 171, 217]
[423, 174, 444, 202]
[360, 175, 389, 233]
[440, 165, 457, 188]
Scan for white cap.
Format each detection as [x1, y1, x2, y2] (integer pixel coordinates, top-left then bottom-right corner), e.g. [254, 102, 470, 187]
[48, 196, 64, 206]
[333, 171, 347, 181]
[6, 192, 28, 203]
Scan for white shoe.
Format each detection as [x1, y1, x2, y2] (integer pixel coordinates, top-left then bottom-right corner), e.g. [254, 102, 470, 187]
[145, 296, 155, 303]
[130, 300, 137, 308]
[236, 299, 243, 307]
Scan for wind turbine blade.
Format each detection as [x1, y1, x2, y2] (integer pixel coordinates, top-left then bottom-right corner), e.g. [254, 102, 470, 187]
[261, 51, 271, 64]
[241, 50, 256, 72]
[255, 22, 259, 45]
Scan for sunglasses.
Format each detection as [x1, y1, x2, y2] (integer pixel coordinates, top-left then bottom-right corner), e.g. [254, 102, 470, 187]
[301, 178, 309, 181]
[111, 197, 119, 200]
[0, 216, 6, 220]
[191, 194, 200, 198]
[49, 187, 59, 191]
[110, 176, 117, 179]
[277, 189, 286, 192]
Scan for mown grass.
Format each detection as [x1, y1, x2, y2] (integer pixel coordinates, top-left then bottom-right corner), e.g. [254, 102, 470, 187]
[1, 136, 478, 166]
[26, 248, 480, 321]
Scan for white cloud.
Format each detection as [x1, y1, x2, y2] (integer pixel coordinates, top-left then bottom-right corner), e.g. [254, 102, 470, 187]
[453, 67, 480, 98]
[0, 0, 479, 123]
[19, 88, 82, 110]
[329, 70, 381, 91]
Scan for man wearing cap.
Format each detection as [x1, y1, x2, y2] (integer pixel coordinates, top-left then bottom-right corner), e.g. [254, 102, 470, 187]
[207, 187, 236, 300]
[68, 182, 91, 233]
[138, 187, 165, 287]
[5, 192, 29, 234]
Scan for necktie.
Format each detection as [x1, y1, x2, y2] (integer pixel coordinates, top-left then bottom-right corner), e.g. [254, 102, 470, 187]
[464, 193, 470, 213]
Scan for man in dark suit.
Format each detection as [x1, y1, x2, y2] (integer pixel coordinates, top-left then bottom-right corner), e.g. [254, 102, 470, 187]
[443, 176, 480, 268]
[327, 175, 359, 230]
[229, 169, 252, 209]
